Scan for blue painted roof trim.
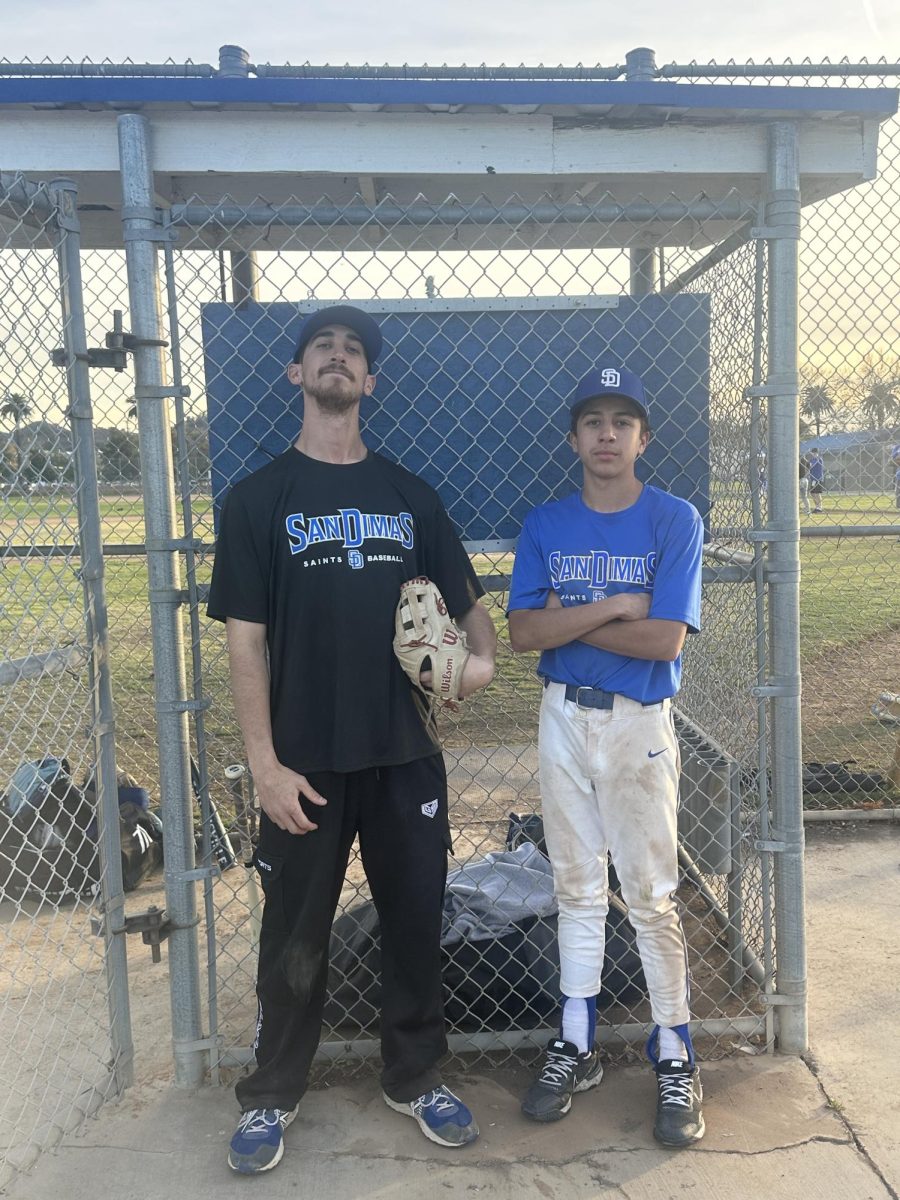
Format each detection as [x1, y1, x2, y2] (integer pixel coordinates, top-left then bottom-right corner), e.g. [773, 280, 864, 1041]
[0, 76, 896, 115]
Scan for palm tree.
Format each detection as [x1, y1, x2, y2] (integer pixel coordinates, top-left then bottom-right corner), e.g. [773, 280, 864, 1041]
[0, 391, 33, 464]
[800, 385, 835, 440]
[859, 380, 900, 431]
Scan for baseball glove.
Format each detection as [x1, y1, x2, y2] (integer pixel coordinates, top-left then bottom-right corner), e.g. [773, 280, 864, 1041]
[393, 577, 470, 707]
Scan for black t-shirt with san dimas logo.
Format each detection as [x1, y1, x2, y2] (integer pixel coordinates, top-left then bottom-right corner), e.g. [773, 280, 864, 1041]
[207, 447, 484, 774]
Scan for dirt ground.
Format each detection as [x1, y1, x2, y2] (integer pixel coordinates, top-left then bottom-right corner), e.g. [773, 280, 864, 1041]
[802, 626, 900, 799]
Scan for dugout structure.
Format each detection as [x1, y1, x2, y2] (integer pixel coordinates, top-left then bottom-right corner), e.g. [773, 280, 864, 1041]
[0, 46, 897, 1130]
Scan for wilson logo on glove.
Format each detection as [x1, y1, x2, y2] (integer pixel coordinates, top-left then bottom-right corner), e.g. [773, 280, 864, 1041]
[394, 577, 470, 709]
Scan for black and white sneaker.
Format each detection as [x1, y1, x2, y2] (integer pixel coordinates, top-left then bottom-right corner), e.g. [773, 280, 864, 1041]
[521, 1038, 603, 1122]
[653, 1059, 705, 1147]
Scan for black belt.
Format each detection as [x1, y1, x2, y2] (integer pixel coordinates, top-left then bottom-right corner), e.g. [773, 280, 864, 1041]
[544, 679, 658, 710]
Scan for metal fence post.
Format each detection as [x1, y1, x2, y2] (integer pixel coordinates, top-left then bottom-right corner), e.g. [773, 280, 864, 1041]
[626, 47, 658, 296]
[765, 121, 808, 1055]
[116, 113, 206, 1086]
[230, 250, 259, 308]
[51, 177, 135, 1091]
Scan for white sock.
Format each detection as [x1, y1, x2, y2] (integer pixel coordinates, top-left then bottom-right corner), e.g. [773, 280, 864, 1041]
[657, 1026, 688, 1062]
[561, 997, 590, 1053]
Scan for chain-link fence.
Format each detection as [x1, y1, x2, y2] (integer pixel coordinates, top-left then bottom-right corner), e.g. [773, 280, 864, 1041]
[666, 60, 900, 813]
[2, 52, 899, 1187]
[0, 173, 131, 1190]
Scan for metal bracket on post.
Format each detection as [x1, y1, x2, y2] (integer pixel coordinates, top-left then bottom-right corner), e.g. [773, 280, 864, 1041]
[134, 384, 190, 401]
[751, 189, 801, 243]
[751, 677, 801, 699]
[749, 226, 800, 241]
[123, 226, 179, 244]
[93, 906, 173, 964]
[755, 825, 803, 854]
[120, 204, 179, 244]
[148, 586, 191, 606]
[155, 696, 212, 715]
[744, 384, 788, 399]
[50, 309, 168, 371]
[745, 527, 800, 544]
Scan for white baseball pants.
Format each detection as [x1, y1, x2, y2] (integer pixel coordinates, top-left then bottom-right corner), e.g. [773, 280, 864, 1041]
[538, 681, 691, 1029]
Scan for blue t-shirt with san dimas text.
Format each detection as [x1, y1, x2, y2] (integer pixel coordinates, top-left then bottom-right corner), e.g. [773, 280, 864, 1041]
[508, 485, 704, 703]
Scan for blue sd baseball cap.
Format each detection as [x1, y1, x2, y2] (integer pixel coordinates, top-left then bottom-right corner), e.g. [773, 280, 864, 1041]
[292, 304, 383, 369]
[570, 366, 649, 426]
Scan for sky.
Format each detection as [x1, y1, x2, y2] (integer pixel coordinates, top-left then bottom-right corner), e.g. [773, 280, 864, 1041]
[3, 0, 900, 68]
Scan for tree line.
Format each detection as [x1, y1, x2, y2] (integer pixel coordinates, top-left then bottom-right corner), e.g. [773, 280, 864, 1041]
[800, 355, 900, 440]
[1, 392, 211, 489]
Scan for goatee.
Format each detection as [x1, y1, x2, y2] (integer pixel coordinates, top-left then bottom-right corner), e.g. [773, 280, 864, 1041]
[303, 379, 361, 414]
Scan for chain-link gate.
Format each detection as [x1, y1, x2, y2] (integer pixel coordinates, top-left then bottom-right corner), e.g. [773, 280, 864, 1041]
[3, 52, 898, 1138]
[0, 173, 132, 1189]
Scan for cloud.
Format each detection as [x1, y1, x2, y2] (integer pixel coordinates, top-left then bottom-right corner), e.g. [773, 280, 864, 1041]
[3, 0, 898, 66]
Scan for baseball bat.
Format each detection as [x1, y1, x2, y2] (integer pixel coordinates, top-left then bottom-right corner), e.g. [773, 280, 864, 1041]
[245, 767, 259, 844]
[190, 756, 236, 871]
[224, 763, 262, 945]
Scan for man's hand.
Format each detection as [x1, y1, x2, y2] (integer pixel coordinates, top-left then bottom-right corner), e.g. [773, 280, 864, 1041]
[252, 761, 327, 835]
[613, 592, 652, 621]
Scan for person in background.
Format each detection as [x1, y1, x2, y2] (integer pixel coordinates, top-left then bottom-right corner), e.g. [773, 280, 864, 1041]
[807, 447, 825, 513]
[799, 455, 811, 516]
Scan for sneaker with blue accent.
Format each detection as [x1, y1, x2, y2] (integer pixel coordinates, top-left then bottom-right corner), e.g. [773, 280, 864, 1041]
[227, 1104, 299, 1173]
[383, 1085, 479, 1147]
[653, 1059, 705, 1147]
[521, 1038, 604, 1122]
[645, 1027, 704, 1148]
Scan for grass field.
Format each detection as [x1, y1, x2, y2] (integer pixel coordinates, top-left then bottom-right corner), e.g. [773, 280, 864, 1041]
[2, 490, 898, 807]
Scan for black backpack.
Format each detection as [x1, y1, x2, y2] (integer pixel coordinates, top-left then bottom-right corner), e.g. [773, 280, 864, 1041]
[0, 757, 98, 902]
[82, 772, 164, 892]
[0, 759, 164, 903]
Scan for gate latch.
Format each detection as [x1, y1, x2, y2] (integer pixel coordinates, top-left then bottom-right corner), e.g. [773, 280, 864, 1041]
[93, 904, 172, 963]
[51, 309, 168, 372]
[123, 905, 172, 962]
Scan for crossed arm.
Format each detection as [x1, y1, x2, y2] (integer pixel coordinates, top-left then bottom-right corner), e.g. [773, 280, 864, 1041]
[508, 590, 687, 662]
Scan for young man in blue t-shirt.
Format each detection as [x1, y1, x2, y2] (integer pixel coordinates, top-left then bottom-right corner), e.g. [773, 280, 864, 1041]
[508, 365, 705, 1148]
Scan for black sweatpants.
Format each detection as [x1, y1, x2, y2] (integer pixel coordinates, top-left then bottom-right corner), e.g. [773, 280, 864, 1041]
[234, 754, 452, 1111]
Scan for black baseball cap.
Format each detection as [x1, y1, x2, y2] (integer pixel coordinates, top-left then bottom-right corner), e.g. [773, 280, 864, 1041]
[570, 366, 650, 425]
[292, 305, 383, 369]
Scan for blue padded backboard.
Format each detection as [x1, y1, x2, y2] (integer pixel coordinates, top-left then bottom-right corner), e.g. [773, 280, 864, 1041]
[202, 296, 710, 543]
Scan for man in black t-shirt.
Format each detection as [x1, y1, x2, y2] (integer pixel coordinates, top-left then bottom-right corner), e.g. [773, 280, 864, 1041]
[208, 305, 497, 1175]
